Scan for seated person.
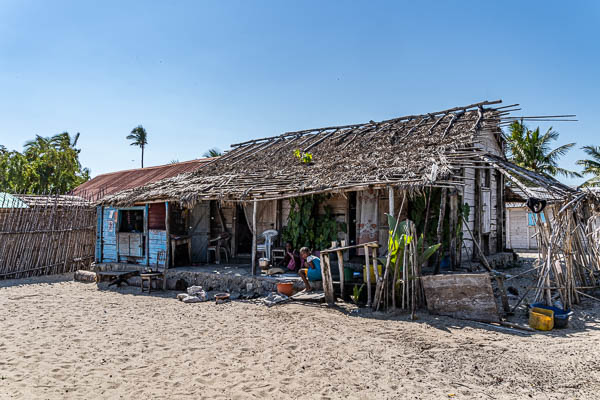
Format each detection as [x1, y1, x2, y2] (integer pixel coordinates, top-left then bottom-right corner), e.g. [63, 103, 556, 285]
[278, 241, 301, 272]
[298, 247, 322, 292]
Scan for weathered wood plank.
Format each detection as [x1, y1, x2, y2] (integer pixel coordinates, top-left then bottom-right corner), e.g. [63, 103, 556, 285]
[421, 274, 499, 323]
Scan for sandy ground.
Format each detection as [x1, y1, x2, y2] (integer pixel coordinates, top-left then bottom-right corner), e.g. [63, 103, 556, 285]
[2, 259, 600, 399]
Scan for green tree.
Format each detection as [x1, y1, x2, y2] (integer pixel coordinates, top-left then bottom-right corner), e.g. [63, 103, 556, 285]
[203, 148, 222, 158]
[576, 145, 600, 187]
[506, 121, 581, 178]
[0, 132, 90, 193]
[127, 125, 148, 168]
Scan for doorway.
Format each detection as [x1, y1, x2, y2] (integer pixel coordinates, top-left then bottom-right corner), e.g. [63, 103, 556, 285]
[235, 205, 252, 255]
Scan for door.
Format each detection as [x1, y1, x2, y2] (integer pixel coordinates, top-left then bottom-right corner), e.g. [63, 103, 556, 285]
[189, 201, 210, 263]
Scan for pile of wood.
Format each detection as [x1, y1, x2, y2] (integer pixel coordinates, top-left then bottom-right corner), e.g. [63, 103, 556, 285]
[533, 194, 600, 309]
[0, 193, 96, 280]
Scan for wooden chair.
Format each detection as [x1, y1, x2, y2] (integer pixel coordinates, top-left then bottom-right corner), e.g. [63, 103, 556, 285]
[207, 232, 231, 264]
[140, 250, 167, 293]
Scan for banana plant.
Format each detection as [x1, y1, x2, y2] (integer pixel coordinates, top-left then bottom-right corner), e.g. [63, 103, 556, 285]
[380, 214, 441, 278]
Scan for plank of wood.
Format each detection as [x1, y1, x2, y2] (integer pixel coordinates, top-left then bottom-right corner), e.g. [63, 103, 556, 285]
[336, 250, 345, 299]
[421, 274, 499, 323]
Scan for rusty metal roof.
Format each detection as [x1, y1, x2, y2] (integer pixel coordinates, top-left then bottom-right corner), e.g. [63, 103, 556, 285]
[72, 158, 213, 199]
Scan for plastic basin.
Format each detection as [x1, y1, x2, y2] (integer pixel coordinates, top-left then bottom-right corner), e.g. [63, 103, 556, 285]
[277, 282, 294, 297]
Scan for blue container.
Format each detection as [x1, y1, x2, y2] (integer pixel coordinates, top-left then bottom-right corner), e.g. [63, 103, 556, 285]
[529, 303, 573, 329]
[440, 256, 451, 271]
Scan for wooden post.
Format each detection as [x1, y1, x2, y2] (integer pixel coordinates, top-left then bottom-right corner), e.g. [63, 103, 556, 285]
[474, 169, 481, 261]
[145, 203, 150, 266]
[496, 171, 505, 253]
[449, 191, 458, 270]
[433, 188, 448, 274]
[165, 202, 170, 268]
[251, 199, 258, 275]
[364, 244, 372, 307]
[321, 253, 335, 305]
[99, 206, 104, 263]
[164, 201, 170, 290]
[336, 250, 345, 299]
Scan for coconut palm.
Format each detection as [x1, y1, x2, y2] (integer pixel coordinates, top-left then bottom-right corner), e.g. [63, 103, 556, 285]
[506, 121, 581, 178]
[203, 148, 222, 158]
[576, 145, 600, 187]
[127, 125, 148, 168]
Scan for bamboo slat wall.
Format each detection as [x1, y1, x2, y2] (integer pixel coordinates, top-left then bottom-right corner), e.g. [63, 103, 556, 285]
[0, 194, 96, 280]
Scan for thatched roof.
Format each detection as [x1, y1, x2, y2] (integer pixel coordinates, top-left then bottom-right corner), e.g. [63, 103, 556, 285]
[100, 100, 519, 206]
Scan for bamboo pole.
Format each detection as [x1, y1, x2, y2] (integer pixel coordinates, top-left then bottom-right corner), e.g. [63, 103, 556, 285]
[251, 199, 258, 276]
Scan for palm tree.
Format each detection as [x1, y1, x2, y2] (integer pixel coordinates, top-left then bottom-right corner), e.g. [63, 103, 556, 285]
[23, 135, 52, 159]
[203, 148, 222, 158]
[506, 121, 581, 178]
[576, 145, 600, 187]
[127, 125, 148, 168]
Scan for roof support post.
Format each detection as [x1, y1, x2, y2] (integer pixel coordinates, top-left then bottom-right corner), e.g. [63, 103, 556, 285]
[388, 186, 394, 217]
[251, 199, 258, 275]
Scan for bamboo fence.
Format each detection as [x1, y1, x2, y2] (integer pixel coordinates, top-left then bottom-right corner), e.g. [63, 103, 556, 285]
[0, 193, 97, 280]
[533, 194, 600, 309]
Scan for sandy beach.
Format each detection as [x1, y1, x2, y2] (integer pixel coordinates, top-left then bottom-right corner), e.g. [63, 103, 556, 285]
[1, 272, 600, 400]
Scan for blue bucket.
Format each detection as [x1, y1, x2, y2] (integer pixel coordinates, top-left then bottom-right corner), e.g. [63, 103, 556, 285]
[529, 303, 573, 329]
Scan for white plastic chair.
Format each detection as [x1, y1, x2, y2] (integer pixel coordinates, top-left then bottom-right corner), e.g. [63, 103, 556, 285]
[256, 229, 278, 261]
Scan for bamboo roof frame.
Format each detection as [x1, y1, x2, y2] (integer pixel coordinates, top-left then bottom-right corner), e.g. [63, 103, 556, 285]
[100, 100, 577, 207]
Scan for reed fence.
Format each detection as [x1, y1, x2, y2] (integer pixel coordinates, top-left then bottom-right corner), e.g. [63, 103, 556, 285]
[0, 193, 97, 280]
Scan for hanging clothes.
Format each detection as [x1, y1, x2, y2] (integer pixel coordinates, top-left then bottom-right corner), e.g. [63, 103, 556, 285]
[357, 190, 379, 255]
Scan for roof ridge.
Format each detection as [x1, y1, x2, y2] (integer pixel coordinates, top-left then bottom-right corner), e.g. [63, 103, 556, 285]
[89, 157, 214, 178]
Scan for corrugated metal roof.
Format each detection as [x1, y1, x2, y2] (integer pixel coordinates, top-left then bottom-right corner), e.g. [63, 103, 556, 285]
[0, 193, 29, 208]
[72, 158, 212, 199]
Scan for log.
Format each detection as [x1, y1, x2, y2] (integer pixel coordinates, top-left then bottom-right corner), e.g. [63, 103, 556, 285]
[74, 270, 96, 283]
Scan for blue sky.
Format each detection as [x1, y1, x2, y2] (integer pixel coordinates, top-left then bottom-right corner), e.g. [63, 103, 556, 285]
[0, 1, 598, 185]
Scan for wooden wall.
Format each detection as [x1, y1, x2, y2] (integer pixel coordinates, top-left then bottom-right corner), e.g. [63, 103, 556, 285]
[97, 205, 167, 266]
[99, 207, 118, 263]
[461, 166, 503, 261]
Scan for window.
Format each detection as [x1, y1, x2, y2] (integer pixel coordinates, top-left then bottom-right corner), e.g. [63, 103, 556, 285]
[527, 212, 546, 226]
[119, 209, 144, 232]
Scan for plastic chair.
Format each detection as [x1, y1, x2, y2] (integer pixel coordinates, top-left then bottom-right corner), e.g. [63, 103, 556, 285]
[257, 229, 278, 261]
[207, 232, 231, 264]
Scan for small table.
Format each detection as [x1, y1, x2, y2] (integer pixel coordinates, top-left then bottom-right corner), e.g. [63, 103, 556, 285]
[96, 270, 140, 286]
[170, 235, 192, 266]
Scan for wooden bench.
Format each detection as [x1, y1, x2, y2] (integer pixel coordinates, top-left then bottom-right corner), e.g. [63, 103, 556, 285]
[96, 270, 140, 287]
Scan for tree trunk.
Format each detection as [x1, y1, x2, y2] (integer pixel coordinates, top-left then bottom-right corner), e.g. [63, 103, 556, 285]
[141, 146, 144, 168]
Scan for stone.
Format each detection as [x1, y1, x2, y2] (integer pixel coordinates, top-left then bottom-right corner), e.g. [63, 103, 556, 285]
[187, 285, 204, 296]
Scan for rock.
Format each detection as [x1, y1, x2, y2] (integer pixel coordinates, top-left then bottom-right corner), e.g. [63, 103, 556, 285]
[230, 291, 241, 300]
[177, 293, 188, 301]
[182, 295, 203, 303]
[187, 285, 204, 296]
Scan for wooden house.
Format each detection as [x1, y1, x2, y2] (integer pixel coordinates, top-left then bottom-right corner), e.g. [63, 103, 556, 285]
[98, 100, 574, 271]
[74, 159, 211, 267]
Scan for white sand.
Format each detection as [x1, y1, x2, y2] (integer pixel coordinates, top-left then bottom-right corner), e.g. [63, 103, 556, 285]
[1, 273, 600, 399]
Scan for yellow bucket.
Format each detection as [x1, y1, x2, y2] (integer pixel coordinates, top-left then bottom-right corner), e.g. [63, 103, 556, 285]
[529, 307, 554, 331]
[363, 264, 383, 284]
